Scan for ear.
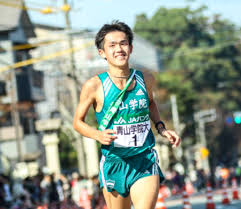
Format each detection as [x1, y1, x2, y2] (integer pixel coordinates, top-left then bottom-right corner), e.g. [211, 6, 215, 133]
[98, 49, 106, 59]
[130, 44, 133, 54]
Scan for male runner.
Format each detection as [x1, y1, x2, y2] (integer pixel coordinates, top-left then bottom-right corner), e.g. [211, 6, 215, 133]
[73, 21, 181, 209]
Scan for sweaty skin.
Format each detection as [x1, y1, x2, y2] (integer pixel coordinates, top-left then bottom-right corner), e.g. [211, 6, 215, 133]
[73, 30, 181, 209]
[73, 70, 181, 147]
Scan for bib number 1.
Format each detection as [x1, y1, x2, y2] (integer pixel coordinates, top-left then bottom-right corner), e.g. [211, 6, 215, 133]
[113, 121, 150, 148]
[132, 135, 137, 146]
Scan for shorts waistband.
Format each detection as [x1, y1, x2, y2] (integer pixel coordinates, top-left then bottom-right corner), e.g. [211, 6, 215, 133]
[102, 148, 153, 162]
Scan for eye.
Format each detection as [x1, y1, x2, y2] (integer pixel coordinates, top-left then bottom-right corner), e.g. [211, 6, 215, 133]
[121, 41, 129, 45]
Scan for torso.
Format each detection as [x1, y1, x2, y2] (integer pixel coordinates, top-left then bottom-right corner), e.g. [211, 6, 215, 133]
[95, 69, 155, 158]
[94, 70, 152, 112]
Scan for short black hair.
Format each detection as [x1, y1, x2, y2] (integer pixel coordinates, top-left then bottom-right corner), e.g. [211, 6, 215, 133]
[95, 20, 134, 50]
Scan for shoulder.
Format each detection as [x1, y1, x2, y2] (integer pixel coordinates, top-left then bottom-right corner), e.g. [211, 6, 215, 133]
[81, 75, 102, 96]
[140, 70, 155, 89]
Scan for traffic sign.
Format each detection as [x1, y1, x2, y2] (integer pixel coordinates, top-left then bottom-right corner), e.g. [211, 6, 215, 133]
[233, 111, 241, 124]
[225, 116, 233, 125]
[200, 147, 209, 159]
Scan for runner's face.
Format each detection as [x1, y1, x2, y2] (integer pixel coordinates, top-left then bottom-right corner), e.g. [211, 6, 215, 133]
[99, 31, 132, 68]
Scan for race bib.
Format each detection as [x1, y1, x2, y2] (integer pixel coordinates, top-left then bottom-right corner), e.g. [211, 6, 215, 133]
[113, 121, 151, 147]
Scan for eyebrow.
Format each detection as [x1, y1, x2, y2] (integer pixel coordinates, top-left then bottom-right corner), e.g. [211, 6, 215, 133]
[107, 40, 129, 44]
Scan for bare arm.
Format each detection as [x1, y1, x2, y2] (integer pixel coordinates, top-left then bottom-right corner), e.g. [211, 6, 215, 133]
[142, 71, 162, 123]
[73, 76, 117, 145]
[143, 71, 181, 148]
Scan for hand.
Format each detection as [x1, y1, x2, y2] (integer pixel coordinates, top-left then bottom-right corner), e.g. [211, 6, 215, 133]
[97, 129, 117, 145]
[158, 128, 181, 148]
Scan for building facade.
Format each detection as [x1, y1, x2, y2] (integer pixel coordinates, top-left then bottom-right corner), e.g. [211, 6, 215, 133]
[0, 1, 44, 174]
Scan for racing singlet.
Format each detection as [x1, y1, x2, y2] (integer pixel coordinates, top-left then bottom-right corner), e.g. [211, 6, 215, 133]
[95, 69, 155, 158]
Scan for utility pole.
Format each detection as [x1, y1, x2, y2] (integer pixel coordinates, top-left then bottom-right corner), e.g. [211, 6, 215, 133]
[8, 0, 24, 163]
[170, 95, 184, 160]
[194, 109, 216, 174]
[63, 0, 78, 110]
[63, 0, 87, 176]
[10, 68, 23, 162]
[170, 95, 181, 135]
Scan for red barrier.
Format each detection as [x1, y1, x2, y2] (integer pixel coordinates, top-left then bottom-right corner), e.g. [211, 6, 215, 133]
[221, 179, 230, 205]
[182, 186, 192, 209]
[155, 189, 166, 209]
[232, 177, 240, 200]
[206, 182, 215, 209]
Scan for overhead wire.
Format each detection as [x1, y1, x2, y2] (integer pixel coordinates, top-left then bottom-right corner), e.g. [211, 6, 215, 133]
[0, 36, 240, 74]
[24, 0, 55, 8]
[0, 41, 94, 74]
[1, 0, 240, 72]
[0, 28, 239, 54]
[0, 0, 69, 14]
[0, 39, 67, 52]
[0, 0, 43, 13]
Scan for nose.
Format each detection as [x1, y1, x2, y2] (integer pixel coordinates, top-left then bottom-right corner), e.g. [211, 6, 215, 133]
[115, 43, 123, 51]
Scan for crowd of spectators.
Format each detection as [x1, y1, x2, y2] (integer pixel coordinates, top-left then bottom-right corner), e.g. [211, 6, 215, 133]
[0, 172, 102, 209]
[163, 165, 241, 196]
[0, 164, 240, 208]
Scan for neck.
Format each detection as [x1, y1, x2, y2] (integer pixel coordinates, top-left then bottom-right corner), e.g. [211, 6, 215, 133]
[109, 74, 130, 78]
[108, 66, 131, 79]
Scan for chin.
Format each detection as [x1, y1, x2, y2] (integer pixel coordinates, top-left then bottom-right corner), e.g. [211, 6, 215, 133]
[109, 61, 128, 68]
[116, 63, 129, 68]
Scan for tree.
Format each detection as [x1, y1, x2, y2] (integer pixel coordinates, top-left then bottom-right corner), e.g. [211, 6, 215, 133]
[58, 128, 78, 171]
[134, 4, 241, 166]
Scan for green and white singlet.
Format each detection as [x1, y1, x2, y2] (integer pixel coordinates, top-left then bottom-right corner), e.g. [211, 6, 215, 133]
[96, 69, 155, 158]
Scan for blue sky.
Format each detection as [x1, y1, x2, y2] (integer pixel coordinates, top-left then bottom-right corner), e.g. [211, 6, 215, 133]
[25, 0, 241, 30]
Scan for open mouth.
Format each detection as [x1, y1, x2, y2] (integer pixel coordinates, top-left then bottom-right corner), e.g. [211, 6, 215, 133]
[115, 54, 126, 59]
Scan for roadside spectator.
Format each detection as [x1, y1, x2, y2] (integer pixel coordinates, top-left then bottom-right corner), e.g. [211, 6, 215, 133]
[55, 173, 64, 202]
[196, 169, 207, 191]
[71, 172, 81, 206]
[90, 175, 100, 209]
[40, 174, 50, 204]
[172, 170, 184, 194]
[235, 165, 241, 185]
[1, 174, 12, 207]
[59, 174, 71, 200]
[48, 173, 60, 208]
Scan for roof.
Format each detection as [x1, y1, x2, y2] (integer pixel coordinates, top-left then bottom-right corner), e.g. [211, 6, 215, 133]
[0, 0, 22, 32]
[0, 0, 35, 38]
[34, 23, 65, 31]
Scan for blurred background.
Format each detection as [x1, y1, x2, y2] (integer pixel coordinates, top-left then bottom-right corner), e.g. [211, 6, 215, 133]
[0, 0, 240, 208]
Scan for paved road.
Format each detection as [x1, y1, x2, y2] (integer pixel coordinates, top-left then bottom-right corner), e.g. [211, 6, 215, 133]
[164, 189, 241, 209]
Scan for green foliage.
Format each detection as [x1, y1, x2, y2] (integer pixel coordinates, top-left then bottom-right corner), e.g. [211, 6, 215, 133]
[154, 70, 197, 138]
[58, 129, 78, 170]
[57, 105, 99, 171]
[134, 4, 241, 111]
[134, 4, 241, 165]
